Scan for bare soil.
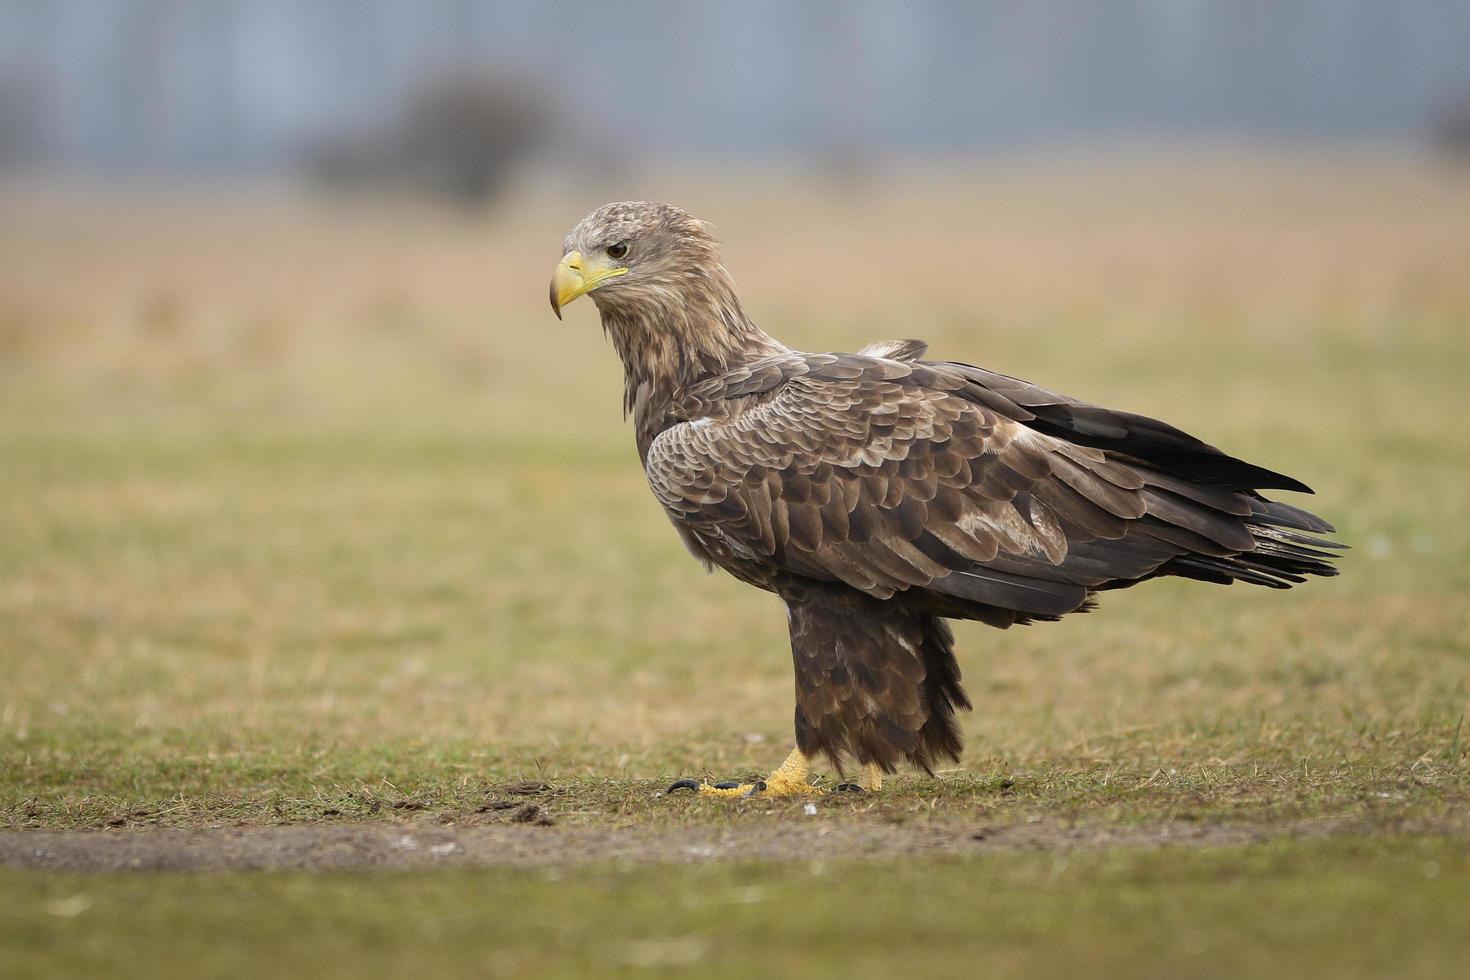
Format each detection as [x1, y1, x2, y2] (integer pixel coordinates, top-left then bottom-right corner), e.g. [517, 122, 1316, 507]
[5, 815, 1456, 873]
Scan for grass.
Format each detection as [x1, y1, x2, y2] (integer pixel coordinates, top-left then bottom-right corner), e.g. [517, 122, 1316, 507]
[5, 835, 1469, 978]
[1, 154, 1468, 970]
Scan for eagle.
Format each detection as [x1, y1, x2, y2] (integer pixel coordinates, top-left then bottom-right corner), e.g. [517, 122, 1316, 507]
[550, 201, 1341, 797]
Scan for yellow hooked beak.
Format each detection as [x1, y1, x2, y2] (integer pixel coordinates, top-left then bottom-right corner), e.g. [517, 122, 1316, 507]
[549, 250, 628, 319]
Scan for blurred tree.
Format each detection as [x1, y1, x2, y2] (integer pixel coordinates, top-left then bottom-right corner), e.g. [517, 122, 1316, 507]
[1430, 94, 1470, 162]
[0, 71, 45, 169]
[302, 69, 551, 207]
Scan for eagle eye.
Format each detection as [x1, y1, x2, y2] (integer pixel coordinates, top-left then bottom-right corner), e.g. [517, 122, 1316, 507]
[606, 241, 629, 260]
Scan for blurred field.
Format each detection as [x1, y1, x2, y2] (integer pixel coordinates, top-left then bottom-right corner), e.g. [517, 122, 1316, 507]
[1, 153, 1469, 970]
[6, 837, 1469, 979]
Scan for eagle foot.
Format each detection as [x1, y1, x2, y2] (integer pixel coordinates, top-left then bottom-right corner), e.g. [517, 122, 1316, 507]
[664, 748, 824, 799]
[665, 754, 885, 798]
[664, 752, 885, 798]
[664, 776, 821, 799]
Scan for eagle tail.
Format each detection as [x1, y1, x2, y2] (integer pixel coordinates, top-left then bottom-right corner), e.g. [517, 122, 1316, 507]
[1151, 496, 1343, 589]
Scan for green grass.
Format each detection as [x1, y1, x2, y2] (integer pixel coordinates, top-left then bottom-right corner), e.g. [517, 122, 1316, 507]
[5, 835, 1468, 978]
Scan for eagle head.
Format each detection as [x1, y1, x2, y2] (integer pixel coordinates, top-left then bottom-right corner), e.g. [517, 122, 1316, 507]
[550, 201, 719, 320]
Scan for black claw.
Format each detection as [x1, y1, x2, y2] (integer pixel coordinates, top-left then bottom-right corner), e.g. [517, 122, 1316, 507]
[741, 779, 768, 798]
[834, 782, 865, 793]
[713, 781, 742, 790]
[666, 779, 701, 794]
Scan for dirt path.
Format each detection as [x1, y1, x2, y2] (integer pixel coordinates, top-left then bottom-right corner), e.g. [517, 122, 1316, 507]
[2, 816, 1431, 873]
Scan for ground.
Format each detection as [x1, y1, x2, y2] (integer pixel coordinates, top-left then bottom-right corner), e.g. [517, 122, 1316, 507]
[5, 838, 1467, 978]
[1, 154, 1468, 976]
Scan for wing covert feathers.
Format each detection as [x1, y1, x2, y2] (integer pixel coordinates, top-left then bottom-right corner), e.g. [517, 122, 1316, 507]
[646, 351, 1340, 625]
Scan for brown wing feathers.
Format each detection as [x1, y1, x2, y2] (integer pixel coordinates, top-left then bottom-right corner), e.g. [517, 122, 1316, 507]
[648, 351, 1339, 626]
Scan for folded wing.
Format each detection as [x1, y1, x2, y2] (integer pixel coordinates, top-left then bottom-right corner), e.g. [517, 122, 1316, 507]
[647, 353, 1340, 627]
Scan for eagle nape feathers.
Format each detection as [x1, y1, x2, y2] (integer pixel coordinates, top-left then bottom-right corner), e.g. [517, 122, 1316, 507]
[550, 201, 1342, 798]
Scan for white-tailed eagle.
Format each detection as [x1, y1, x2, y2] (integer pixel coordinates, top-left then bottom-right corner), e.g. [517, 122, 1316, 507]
[550, 202, 1341, 797]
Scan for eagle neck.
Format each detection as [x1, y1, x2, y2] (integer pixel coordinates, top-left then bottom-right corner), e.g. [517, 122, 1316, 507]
[597, 275, 788, 445]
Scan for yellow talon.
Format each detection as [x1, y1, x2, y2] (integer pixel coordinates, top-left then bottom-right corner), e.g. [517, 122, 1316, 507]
[674, 748, 824, 798]
[668, 749, 884, 798]
[696, 782, 760, 799]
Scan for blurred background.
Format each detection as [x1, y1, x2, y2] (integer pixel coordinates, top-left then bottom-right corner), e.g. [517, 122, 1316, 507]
[2, 2, 1469, 777]
[5, 1, 1470, 180]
